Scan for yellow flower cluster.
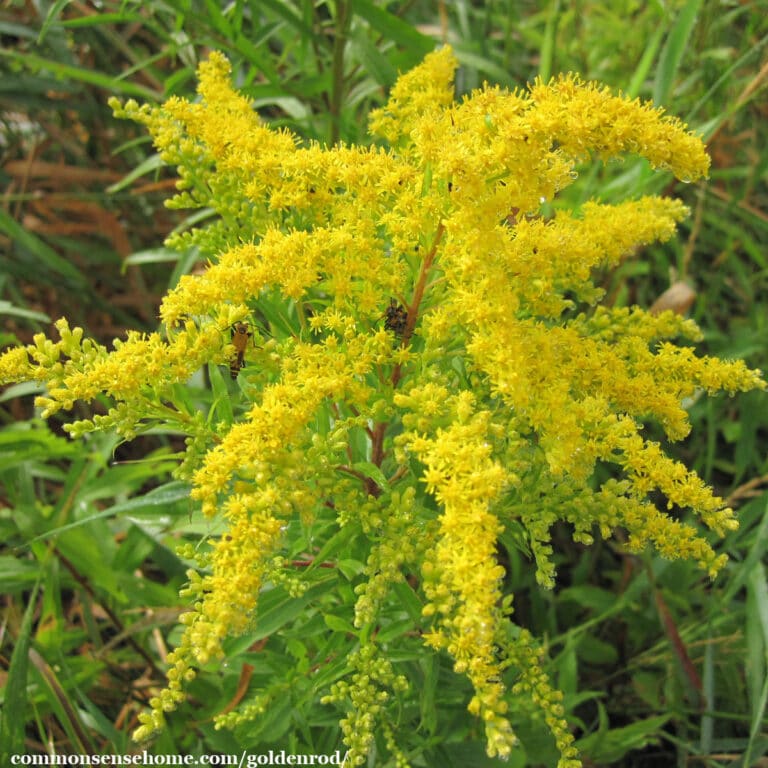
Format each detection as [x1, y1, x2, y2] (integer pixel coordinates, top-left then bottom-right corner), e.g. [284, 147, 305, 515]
[1, 46, 764, 766]
[400, 390, 515, 756]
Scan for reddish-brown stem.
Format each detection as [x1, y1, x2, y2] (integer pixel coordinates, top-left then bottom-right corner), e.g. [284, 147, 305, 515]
[336, 464, 371, 484]
[654, 586, 703, 708]
[290, 559, 336, 568]
[405, 223, 445, 341]
[391, 222, 445, 389]
[387, 464, 409, 484]
[364, 223, 446, 496]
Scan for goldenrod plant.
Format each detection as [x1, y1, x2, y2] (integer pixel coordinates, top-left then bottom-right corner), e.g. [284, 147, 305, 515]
[1, 47, 763, 766]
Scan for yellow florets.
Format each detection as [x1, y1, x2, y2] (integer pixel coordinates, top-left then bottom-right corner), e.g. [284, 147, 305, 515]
[1, 45, 764, 768]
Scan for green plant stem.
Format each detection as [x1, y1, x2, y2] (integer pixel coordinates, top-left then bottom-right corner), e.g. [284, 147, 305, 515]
[330, 0, 351, 145]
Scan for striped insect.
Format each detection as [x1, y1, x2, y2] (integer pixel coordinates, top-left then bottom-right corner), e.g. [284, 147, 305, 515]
[229, 322, 253, 379]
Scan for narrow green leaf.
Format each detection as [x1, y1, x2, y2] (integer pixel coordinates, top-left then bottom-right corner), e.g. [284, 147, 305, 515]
[0, 49, 160, 100]
[252, 582, 331, 640]
[324, 613, 356, 634]
[0, 579, 40, 762]
[208, 362, 234, 427]
[253, 0, 315, 38]
[337, 558, 365, 580]
[556, 637, 578, 698]
[349, 26, 397, 87]
[0, 21, 36, 40]
[746, 562, 768, 720]
[392, 580, 423, 624]
[24, 482, 192, 546]
[203, 0, 232, 36]
[700, 626, 714, 754]
[105, 154, 165, 194]
[0, 556, 44, 594]
[96, 481, 191, 517]
[687, 32, 768, 128]
[723, 496, 768, 603]
[59, 11, 143, 28]
[0, 427, 79, 466]
[453, 49, 514, 85]
[558, 585, 618, 613]
[351, 0, 433, 57]
[653, 0, 702, 106]
[0, 208, 87, 286]
[28, 648, 93, 753]
[0, 300, 50, 322]
[352, 461, 389, 491]
[419, 654, 438, 734]
[744, 672, 768, 768]
[375, 618, 413, 643]
[37, 0, 71, 44]
[578, 715, 670, 764]
[306, 523, 358, 573]
[627, 24, 666, 99]
[122, 248, 180, 268]
[538, 0, 561, 83]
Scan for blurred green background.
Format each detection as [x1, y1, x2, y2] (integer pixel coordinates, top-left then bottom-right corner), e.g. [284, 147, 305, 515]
[1, 1, 766, 765]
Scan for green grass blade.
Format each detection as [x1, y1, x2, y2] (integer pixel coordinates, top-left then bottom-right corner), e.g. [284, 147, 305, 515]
[687, 31, 768, 131]
[723, 496, 768, 604]
[351, 0, 434, 58]
[0, 579, 41, 763]
[653, 0, 702, 106]
[746, 562, 768, 708]
[105, 154, 164, 194]
[627, 24, 666, 99]
[0, 49, 160, 100]
[58, 12, 144, 29]
[28, 647, 94, 753]
[37, 0, 72, 44]
[0, 208, 87, 287]
[744, 562, 768, 768]
[538, 0, 561, 83]
[0, 300, 50, 323]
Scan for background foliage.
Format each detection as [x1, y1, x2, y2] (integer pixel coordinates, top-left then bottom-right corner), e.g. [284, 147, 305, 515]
[1, 1, 766, 765]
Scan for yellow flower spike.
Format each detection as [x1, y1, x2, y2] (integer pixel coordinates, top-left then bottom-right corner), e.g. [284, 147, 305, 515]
[527, 74, 710, 181]
[369, 46, 458, 145]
